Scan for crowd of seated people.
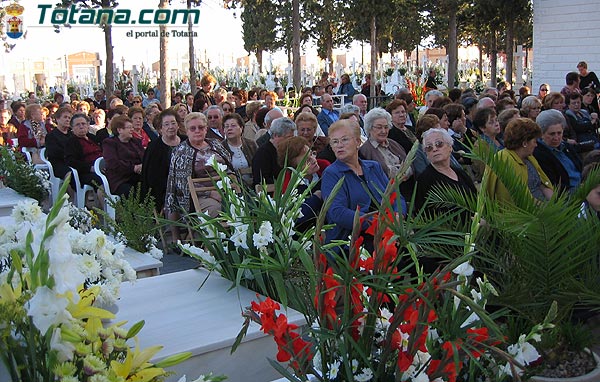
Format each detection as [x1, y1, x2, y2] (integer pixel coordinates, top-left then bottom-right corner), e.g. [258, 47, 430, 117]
[3, 62, 600, 256]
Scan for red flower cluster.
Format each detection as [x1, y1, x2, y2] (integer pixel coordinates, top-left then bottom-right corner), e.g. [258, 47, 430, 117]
[251, 297, 313, 372]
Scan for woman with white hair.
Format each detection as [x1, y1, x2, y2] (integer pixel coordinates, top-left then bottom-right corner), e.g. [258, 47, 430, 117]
[533, 109, 582, 194]
[358, 108, 410, 180]
[414, 128, 476, 215]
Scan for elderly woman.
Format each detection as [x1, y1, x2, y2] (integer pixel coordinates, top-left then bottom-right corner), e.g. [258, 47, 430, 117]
[165, 112, 232, 227]
[295, 111, 329, 154]
[386, 100, 417, 154]
[414, 128, 476, 216]
[142, 109, 183, 212]
[171, 102, 189, 122]
[64, 113, 103, 189]
[321, 120, 406, 252]
[127, 106, 152, 148]
[222, 112, 257, 187]
[18, 104, 49, 163]
[484, 118, 554, 204]
[278, 136, 325, 231]
[532, 109, 582, 194]
[103, 115, 145, 197]
[359, 108, 410, 180]
[520, 96, 543, 121]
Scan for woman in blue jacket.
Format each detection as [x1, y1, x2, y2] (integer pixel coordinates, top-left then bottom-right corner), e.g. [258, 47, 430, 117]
[321, 119, 406, 254]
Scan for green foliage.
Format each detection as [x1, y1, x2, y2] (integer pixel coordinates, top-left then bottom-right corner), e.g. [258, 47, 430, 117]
[0, 146, 49, 202]
[427, 145, 600, 352]
[101, 185, 159, 253]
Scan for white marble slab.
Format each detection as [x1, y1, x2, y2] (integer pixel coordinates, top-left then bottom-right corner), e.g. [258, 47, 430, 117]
[0, 188, 36, 217]
[116, 269, 305, 382]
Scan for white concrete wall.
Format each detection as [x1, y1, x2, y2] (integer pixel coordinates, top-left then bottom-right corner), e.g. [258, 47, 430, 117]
[532, 0, 600, 93]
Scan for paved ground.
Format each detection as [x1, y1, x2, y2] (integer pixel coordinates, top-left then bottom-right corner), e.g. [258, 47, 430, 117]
[160, 250, 201, 274]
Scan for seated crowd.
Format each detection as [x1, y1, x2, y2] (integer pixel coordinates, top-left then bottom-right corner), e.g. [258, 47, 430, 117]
[2, 64, 600, 249]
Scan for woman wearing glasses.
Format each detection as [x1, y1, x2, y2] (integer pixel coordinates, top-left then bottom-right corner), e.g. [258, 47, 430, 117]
[414, 128, 476, 216]
[165, 113, 232, 240]
[537, 84, 550, 101]
[321, 119, 406, 253]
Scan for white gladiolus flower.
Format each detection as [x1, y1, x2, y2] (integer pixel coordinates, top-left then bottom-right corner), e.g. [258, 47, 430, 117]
[230, 225, 250, 249]
[452, 261, 474, 277]
[179, 242, 219, 268]
[147, 245, 163, 260]
[26, 286, 72, 334]
[253, 221, 274, 249]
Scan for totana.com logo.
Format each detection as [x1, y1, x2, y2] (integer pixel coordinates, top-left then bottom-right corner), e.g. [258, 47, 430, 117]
[37, 4, 200, 25]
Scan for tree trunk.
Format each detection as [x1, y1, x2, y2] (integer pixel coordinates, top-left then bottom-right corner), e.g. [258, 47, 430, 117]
[187, 0, 196, 96]
[292, 0, 301, 89]
[257, 50, 263, 73]
[159, 0, 170, 108]
[478, 44, 483, 81]
[327, 31, 333, 74]
[490, 35, 498, 88]
[447, 9, 458, 89]
[104, 24, 114, 95]
[505, 21, 514, 86]
[370, 15, 377, 108]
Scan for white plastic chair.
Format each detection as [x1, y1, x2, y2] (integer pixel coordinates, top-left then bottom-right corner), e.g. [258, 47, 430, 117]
[21, 146, 48, 171]
[69, 166, 95, 210]
[93, 157, 119, 220]
[39, 148, 63, 205]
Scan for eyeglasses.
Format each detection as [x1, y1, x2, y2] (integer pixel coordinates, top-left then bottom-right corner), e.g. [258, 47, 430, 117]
[207, 115, 220, 120]
[188, 125, 207, 132]
[424, 140, 447, 152]
[330, 136, 354, 147]
[222, 108, 232, 112]
[540, 89, 548, 92]
[133, 100, 142, 104]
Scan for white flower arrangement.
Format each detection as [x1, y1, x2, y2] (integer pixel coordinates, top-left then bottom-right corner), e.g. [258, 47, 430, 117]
[3, 199, 136, 307]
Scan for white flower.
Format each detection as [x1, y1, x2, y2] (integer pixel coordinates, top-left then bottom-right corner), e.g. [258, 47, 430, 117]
[351, 359, 359, 373]
[207, 154, 228, 172]
[178, 241, 219, 268]
[452, 261, 474, 277]
[327, 360, 340, 379]
[252, 221, 273, 249]
[26, 286, 72, 334]
[50, 327, 75, 362]
[12, 200, 44, 224]
[508, 338, 540, 366]
[230, 224, 250, 249]
[146, 244, 163, 260]
[354, 367, 373, 381]
[79, 253, 102, 281]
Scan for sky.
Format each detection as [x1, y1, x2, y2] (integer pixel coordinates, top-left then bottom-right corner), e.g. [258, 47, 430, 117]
[8, 0, 249, 70]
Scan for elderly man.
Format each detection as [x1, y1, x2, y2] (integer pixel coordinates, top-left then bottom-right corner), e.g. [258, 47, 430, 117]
[353, 94, 368, 118]
[255, 107, 284, 147]
[252, 117, 296, 185]
[419, 89, 443, 117]
[204, 105, 224, 139]
[477, 97, 496, 110]
[317, 93, 339, 135]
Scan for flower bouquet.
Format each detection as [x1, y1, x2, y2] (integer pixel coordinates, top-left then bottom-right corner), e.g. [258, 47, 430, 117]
[0, 181, 194, 382]
[181, 156, 317, 308]
[233, 170, 555, 381]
